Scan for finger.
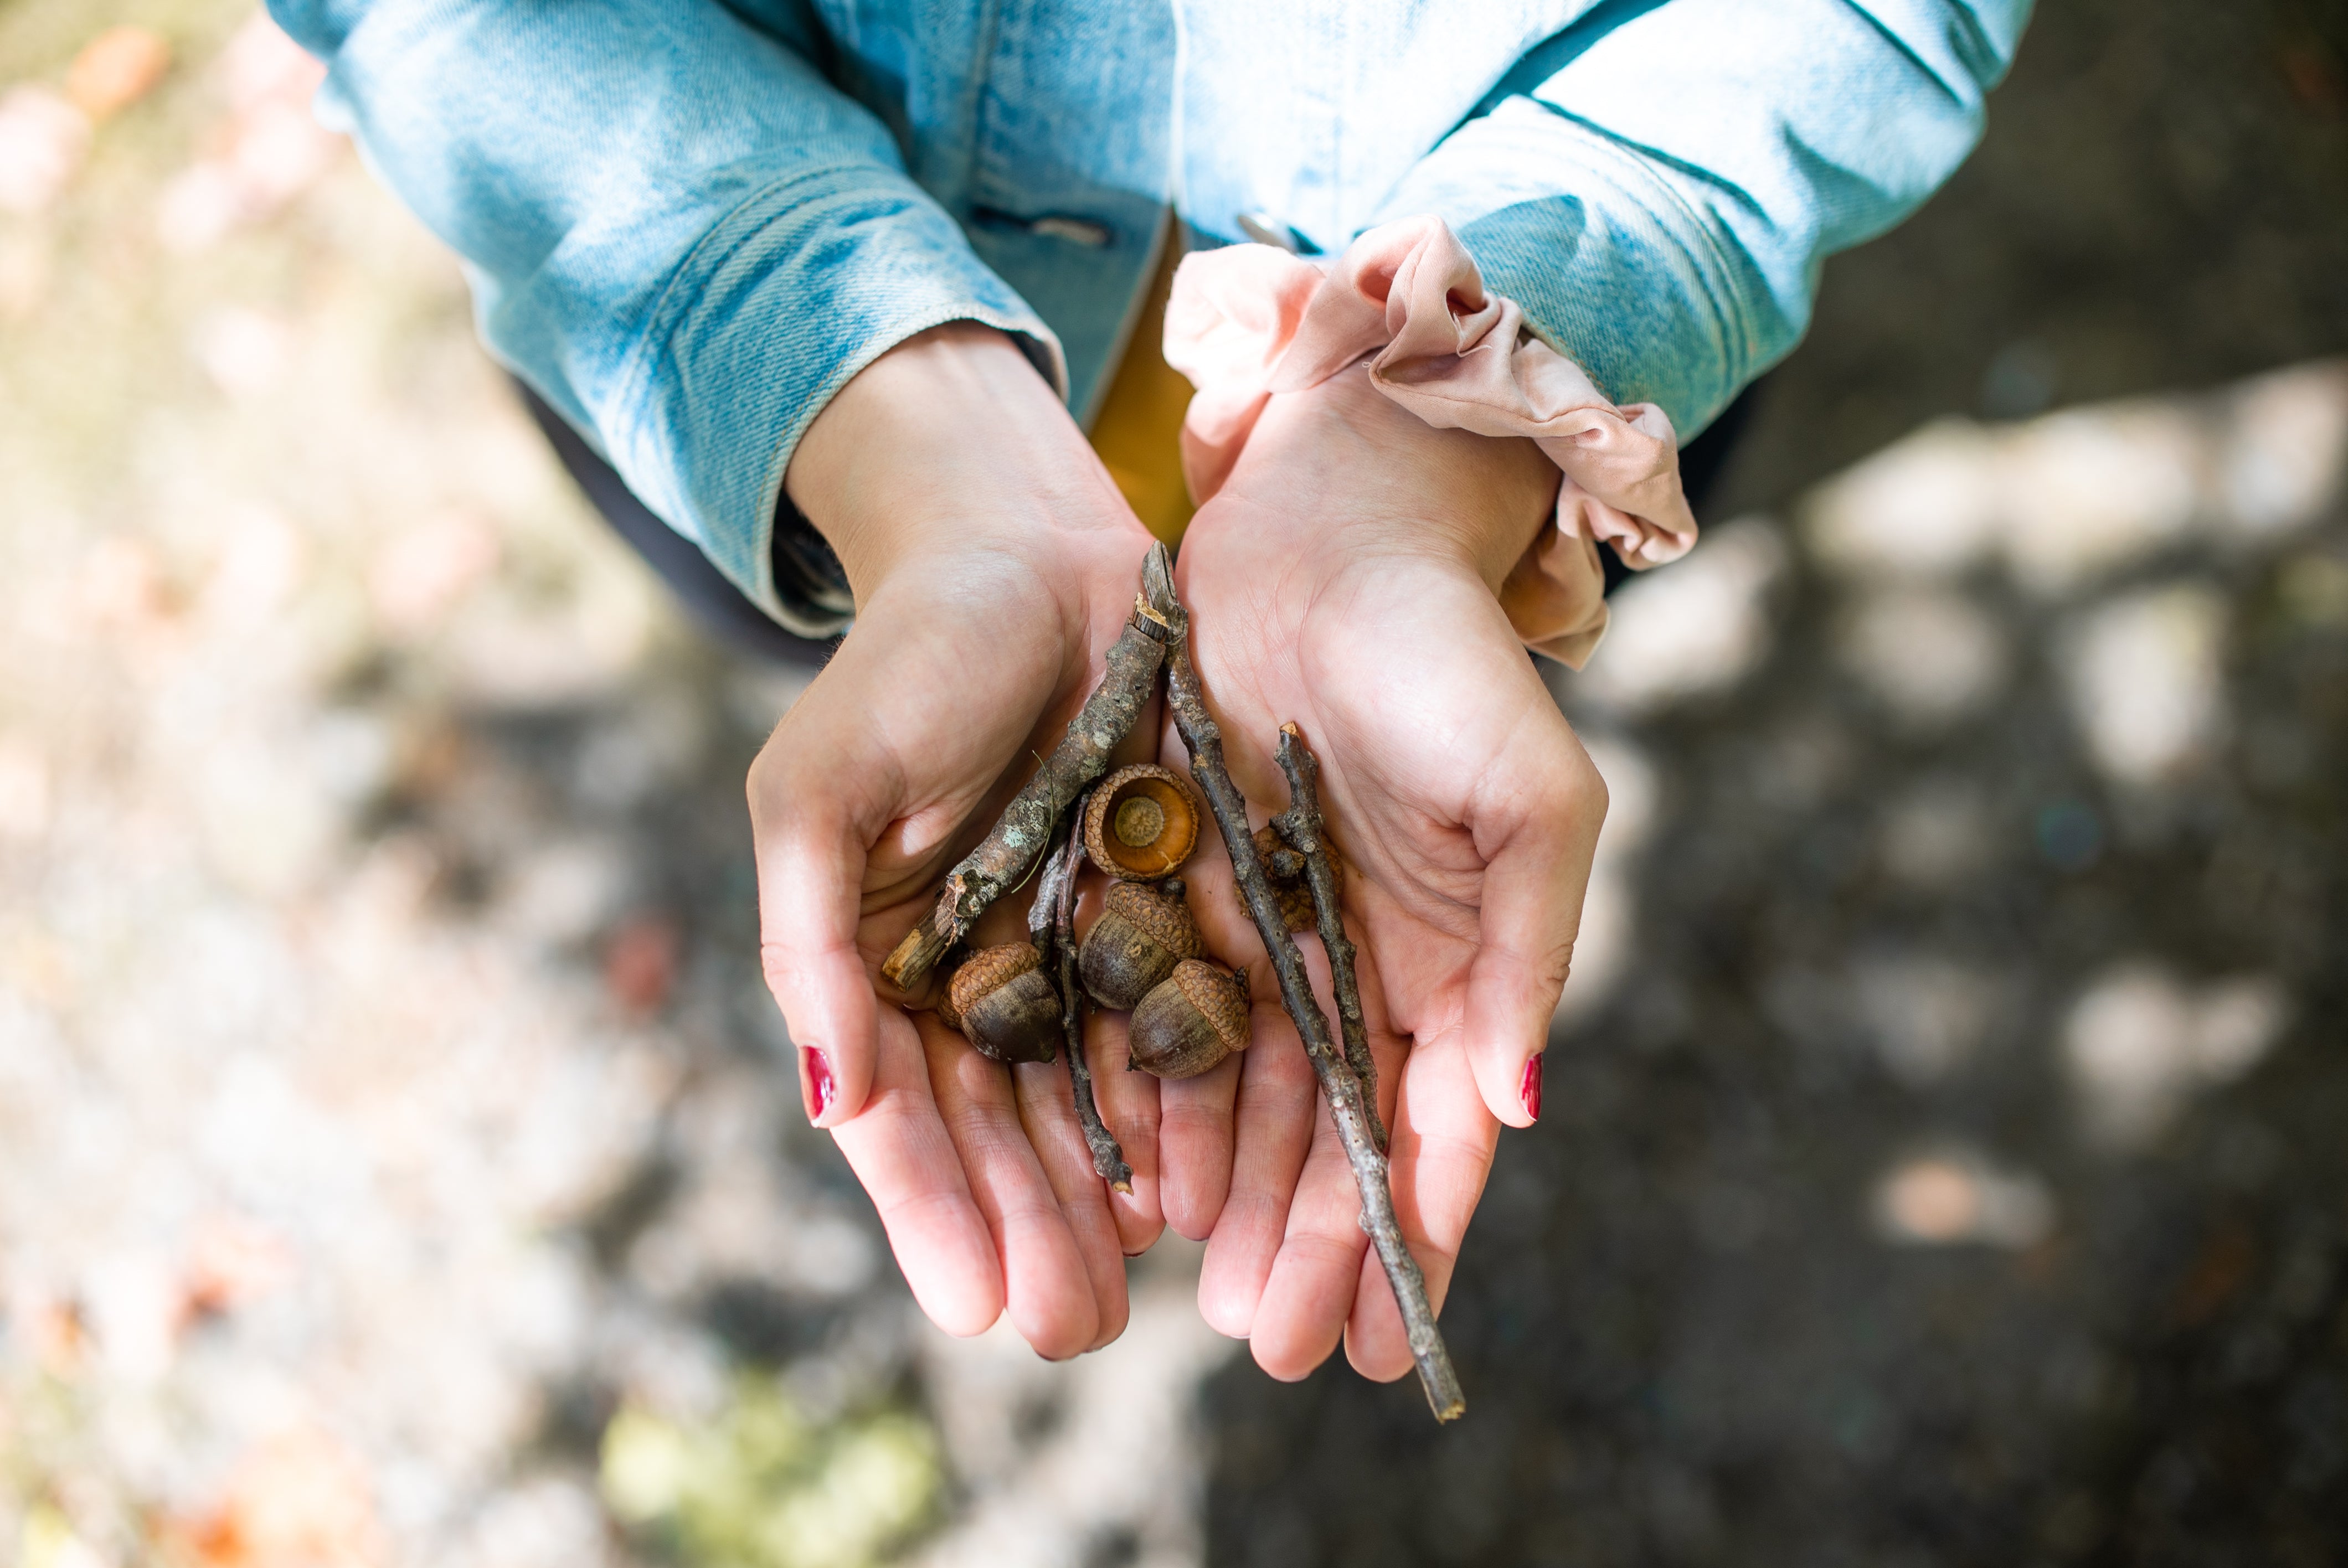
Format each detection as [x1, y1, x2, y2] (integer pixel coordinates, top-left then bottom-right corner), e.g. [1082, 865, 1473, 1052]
[1147, 786, 1248, 1241]
[827, 1005, 1003, 1336]
[1061, 875, 1165, 1256]
[1157, 1049, 1238, 1241]
[1246, 1096, 1373, 1381]
[919, 1013, 1101, 1358]
[1463, 735, 1605, 1128]
[1012, 1054, 1132, 1350]
[1082, 1008, 1168, 1256]
[1342, 1031, 1499, 1381]
[1196, 1002, 1316, 1338]
[1237, 932, 1424, 1383]
[1236, 934, 1383, 1380]
[750, 743, 882, 1129]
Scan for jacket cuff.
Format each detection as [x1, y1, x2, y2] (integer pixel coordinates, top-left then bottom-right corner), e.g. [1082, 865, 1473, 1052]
[1376, 99, 1782, 443]
[591, 166, 1064, 631]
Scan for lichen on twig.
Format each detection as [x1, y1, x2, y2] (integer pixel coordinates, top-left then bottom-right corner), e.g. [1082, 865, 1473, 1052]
[881, 545, 1181, 993]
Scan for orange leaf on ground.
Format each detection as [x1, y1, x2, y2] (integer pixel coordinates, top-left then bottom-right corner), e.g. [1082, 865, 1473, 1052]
[67, 27, 172, 119]
[172, 1430, 384, 1568]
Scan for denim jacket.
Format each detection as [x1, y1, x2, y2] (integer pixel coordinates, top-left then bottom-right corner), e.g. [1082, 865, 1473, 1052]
[270, 0, 2032, 635]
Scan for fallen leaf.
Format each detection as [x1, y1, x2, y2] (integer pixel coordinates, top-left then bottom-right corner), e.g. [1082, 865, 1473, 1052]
[66, 27, 172, 118]
[172, 1430, 384, 1568]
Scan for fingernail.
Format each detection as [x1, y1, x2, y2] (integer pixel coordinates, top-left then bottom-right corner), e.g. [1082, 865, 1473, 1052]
[801, 1046, 836, 1123]
[1520, 1053, 1544, 1122]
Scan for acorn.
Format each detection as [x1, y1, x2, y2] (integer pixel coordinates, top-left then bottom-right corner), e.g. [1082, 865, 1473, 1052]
[1128, 960, 1251, 1080]
[946, 943, 1061, 1064]
[1079, 878, 1203, 1009]
[932, 955, 968, 1033]
[1084, 764, 1202, 880]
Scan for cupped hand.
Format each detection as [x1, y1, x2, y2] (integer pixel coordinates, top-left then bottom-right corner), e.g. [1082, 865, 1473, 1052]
[1167, 360, 1608, 1383]
[749, 324, 1206, 1358]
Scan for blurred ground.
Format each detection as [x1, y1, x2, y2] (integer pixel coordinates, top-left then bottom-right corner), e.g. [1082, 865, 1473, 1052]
[1, 3, 2344, 1567]
[0, 8, 1224, 1567]
[1205, 3, 2348, 1564]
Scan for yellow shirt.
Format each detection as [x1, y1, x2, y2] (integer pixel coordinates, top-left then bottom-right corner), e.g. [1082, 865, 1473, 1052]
[1086, 225, 1196, 547]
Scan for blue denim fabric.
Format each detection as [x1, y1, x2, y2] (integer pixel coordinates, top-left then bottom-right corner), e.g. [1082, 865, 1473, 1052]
[270, 0, 2031, 635]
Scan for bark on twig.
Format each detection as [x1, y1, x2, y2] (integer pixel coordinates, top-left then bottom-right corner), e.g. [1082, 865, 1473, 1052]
[1160, 606, 1465, 1422]
[1038, 804, 1131, 1190]
[1024, 810, 1073, 953]
[1273, 725, 1386, 1156]
[881, 545, 1181, 993]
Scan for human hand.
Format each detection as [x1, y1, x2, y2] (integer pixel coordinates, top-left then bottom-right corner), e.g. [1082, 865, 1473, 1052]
[1166, 360, 1608, 1383]
[749, 324, 1211, 1357]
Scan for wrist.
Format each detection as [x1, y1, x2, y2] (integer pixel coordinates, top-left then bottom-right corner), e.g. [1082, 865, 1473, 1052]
[786, 322, 1146, 604]
[1204, 363, 1556, 592]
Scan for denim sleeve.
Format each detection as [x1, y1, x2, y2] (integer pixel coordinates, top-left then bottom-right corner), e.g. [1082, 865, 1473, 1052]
[1374, 0, 2033, 441]
[266, 0, 1060, 634]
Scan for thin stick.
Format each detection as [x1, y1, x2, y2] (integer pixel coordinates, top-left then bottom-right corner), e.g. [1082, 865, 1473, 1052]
[1024, 813, 1075, 1065]
[1161, 611, 1465, 1422]
[1273, 724, 1386, 1155]
[1039, 804, 1131, 1190]
[882, 545, 1181, 993]
[1025, 808, 1073, 952]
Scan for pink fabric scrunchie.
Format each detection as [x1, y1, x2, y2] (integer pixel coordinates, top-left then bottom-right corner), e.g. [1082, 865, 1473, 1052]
[1162, 214, 1698, 668]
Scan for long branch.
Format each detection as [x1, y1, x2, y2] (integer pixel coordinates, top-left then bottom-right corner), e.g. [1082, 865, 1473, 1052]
[1161, 612, 1464, 1421]
[1273, 724, 1386, 1155]
[882, 544, 1181, 993]
[1043, 808, 1131, 1190]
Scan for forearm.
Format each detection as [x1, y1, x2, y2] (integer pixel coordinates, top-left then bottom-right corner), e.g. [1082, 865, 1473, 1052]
[787, 324, 1140, 604]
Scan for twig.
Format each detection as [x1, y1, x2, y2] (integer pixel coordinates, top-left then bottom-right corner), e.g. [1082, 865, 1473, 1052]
[1160, 605, 1465, 1422]
[1273, 725, 1386, 1155]
[1037, 801, 1131, 1190]
[1025, 809, 1074, 953]
[882, 545, 1181, 993]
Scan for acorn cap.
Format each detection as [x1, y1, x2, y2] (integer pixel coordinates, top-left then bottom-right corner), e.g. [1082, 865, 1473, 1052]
[1103, 880, 1202, 959]
[948, 943, 1040, 1014]
[933, 954, 967, 1031]
[1079, 880, 1205, 1010]
[1084, 764, 1202, 880]
[1170, 960, 1250, 1049]
[1127, 959, 1252, 1080]
[948, 942, 1062, 1064]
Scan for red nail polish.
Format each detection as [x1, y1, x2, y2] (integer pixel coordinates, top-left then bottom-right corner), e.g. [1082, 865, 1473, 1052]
[1520, 1053, 1544, 1122]
[801, 1046, 836, 1122]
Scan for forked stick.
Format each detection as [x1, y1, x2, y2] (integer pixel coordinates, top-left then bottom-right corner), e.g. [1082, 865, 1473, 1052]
[1160, 608, 1464, 1421]
[1271, 725, 1386, 1154]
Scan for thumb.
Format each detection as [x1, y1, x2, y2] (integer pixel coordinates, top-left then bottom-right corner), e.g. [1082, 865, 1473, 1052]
[1461, 742, 1605, 1129]
[751, 752, 882, 1129]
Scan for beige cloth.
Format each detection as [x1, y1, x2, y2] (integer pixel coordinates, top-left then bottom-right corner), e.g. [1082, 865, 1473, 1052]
[1162, 214, 1698, 668]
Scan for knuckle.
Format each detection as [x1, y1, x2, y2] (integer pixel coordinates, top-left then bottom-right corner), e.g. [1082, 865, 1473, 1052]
[758, 940, 798, 1002]
[1537, 933, 1577, 994]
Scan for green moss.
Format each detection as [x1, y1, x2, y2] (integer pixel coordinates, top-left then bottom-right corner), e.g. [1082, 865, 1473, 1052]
[600, 1380, 943, 1568]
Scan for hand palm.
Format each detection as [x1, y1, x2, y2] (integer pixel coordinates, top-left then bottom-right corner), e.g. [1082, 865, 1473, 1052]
[1167, 370, 1605, 1379]
[753, 447, 1197, 1359]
